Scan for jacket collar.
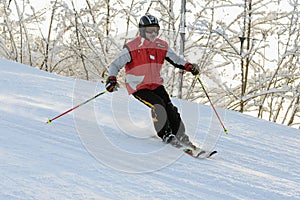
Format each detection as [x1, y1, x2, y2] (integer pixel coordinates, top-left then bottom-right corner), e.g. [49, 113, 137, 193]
[138, 35, 158, 45]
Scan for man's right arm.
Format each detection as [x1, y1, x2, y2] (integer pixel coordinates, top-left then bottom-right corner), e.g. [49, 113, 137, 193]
[108, 47, 131, 76]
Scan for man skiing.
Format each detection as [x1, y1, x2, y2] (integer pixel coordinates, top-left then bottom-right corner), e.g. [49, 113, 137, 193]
[105, 14, 200, 149]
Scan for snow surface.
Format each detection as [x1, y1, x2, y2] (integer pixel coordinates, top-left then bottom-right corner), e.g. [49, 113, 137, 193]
[0, 58, 299, 200]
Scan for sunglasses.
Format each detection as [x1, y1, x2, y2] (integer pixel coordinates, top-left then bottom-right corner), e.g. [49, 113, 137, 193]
[145, 27, 159, 34]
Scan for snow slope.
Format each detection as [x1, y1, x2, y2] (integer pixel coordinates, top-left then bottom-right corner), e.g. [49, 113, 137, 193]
[0, 58, 299, 200]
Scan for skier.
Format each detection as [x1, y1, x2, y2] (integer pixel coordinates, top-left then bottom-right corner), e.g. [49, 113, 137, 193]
[105, 14, 200, 148]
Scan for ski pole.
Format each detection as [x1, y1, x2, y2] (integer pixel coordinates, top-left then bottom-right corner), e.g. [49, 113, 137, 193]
[196, 75, 228, 134]
[47, 90, 108, 124]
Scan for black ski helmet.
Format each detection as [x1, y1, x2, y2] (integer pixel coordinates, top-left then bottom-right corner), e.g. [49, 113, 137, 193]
[139, 14, 160, 38]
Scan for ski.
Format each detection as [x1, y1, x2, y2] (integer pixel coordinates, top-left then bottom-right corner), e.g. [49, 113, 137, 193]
[183, 148, 217, 159]
[206, 150, 218, 158]
[163, 133, 217, 159]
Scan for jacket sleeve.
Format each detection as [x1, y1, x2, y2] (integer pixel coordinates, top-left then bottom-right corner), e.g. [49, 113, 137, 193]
[108, 47, 131, 76]
[165, 47, 188, 70]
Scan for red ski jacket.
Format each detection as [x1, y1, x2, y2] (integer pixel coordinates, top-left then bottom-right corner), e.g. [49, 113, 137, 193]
[108, 36, 190, 94]
[124, 36, 168, 94]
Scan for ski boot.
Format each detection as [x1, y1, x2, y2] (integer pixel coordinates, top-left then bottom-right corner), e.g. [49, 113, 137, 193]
[162, 133, 182, 148]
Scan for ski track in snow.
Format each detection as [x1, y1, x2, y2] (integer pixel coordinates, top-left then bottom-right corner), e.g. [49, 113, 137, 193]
[0, 58, 300, 200]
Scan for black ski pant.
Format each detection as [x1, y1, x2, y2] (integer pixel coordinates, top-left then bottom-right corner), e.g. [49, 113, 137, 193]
[132, 85, 185, 139]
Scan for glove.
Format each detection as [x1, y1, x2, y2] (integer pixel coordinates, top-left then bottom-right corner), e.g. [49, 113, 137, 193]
[185, 63, 200, 75]
[105, 76, 117, 92]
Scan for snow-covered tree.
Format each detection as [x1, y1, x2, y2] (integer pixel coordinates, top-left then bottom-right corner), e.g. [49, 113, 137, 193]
[0, 0, 299, 128]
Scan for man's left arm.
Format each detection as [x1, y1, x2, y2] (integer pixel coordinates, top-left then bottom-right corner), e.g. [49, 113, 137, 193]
[165, 47, 199, 75]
